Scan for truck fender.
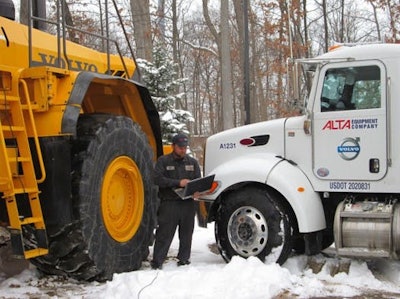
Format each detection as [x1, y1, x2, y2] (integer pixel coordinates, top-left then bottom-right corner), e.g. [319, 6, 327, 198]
[267, 160, 326, 233]
[202, 153, 283, 200]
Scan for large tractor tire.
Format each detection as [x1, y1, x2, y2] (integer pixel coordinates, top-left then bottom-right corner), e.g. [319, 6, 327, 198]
[215, 186, 293, 265]
[32, 114, 156, 281]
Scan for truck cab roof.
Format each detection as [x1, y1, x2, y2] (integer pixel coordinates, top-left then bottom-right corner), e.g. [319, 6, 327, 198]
[316, 43, 400, 61]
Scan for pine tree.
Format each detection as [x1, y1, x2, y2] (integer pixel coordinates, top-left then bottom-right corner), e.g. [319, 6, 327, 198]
[137, 45, 194, 144]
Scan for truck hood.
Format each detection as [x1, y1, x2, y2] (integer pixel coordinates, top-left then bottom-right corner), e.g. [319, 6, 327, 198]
[204, 118, 287, 175]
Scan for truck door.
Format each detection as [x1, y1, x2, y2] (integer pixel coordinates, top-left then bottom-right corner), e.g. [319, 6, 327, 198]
[312, 61, 387, 182]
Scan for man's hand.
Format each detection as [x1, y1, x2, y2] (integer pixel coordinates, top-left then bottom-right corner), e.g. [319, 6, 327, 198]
[193, 191, 200, 199]
[179, 179, 190, 187]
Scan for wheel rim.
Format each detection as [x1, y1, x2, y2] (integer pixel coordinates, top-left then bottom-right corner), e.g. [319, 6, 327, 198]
[227, 206, 268, 257]
[101, 156, 144, 242]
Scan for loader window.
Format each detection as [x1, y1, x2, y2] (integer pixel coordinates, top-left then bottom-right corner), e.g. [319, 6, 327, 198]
[321, 65, 381, 112]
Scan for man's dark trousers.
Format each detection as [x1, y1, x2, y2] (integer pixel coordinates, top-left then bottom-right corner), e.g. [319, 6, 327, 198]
[152, 199, 195, 265]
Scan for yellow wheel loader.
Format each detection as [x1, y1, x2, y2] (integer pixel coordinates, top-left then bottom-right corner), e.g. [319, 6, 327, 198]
[0, 0, 162, 281]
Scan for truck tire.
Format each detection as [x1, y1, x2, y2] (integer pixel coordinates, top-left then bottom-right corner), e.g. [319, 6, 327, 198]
[32, 114, 156, 281]
[215, 186, 292, 265]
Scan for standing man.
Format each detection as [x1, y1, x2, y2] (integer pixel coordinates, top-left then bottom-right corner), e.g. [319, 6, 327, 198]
[151, 133, 201, 269]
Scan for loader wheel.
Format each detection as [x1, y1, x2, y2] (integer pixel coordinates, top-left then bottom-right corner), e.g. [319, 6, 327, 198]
[215, 186, 292, 265]
[32, 114, 156, 281]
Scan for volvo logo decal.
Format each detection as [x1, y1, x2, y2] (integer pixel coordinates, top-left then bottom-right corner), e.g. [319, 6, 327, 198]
[337, 137, 360, 161]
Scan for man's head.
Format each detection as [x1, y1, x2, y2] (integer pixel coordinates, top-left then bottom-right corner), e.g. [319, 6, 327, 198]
[172, 133, 189, 158]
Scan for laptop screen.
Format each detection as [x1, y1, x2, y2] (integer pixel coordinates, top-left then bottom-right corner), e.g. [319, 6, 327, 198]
[175, 174, 215, 199]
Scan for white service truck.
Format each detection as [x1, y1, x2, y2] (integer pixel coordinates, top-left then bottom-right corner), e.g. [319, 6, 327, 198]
[198, 44, 400, 265]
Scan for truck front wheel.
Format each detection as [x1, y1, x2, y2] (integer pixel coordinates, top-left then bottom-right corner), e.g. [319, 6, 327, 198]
[215, 186, 292, 265]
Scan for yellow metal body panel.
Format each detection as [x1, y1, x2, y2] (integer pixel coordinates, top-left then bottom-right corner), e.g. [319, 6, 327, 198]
[5, 147, 18, 175]
[0, 17, 136, 77]
[19, 66, 71, 110]
[0, 16, 159, 157]
[163, 144, 173, 155]
[82, 77, 158, 154]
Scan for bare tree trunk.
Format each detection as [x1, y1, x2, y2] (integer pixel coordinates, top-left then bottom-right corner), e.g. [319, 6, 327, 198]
[386, 0, 399, 42]
[340, 0, 345, 42]
[62, 0, 79, 43]
[277, 0, 287, 117]
[322, 0, 329, 52]
[203, 0, 234, 130]
[203, 65, 217, 134]
[130, 0, 153, 61]
[19, 0, 27, 23]
[191, 59, 200, 135]
[368, 1, 381, 41]
[232, 0, 244, 125]
[248, 3, 259, 123]
[303, 0, 310, 57]
[156, 0, 166, 41]
[171, 0, 184, 110]
[20, 0, 46, 30]
[202, 0, 219, 41]
[220, 0, 234, 130]
[172, 0, 178, 65]
[202, 0, 220, 131]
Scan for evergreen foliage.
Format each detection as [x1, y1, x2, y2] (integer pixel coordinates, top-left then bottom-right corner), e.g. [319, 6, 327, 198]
[137, 45, 194, 144]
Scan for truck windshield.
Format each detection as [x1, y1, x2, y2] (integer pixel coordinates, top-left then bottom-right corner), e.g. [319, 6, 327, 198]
[321, 65, 381, 112]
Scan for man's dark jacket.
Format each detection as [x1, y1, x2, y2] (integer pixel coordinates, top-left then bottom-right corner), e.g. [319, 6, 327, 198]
[154, 152, 201, 201]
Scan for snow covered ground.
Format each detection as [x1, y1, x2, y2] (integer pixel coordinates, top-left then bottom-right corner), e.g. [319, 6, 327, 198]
[1, 223, 400, 299]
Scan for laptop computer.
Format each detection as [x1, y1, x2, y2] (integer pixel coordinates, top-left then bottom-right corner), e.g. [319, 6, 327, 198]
[174, 174, 215, 199]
